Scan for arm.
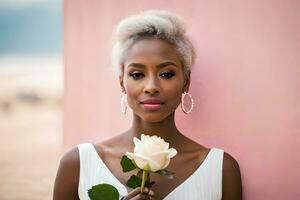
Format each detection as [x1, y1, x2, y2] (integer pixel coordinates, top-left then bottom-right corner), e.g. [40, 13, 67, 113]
[53, 147, 80, 200]
[222, 152, 243, 200]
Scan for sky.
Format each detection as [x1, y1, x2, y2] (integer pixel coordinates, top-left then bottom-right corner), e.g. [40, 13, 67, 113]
[0, 0, 62, 57]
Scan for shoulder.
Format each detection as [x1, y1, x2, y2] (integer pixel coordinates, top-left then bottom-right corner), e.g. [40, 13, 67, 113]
[223, 151, 240, 173]
[222, 151, 243, 200]
[60, 146, 80, 167]
[53, 146, 80, 200]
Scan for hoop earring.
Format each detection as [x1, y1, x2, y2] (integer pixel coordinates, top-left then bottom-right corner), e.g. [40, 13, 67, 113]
[181, 92, 194, 114]
[121, 93, 127, 115]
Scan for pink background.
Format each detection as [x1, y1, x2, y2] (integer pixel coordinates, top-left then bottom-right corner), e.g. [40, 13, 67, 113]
[63, 0, 300, 199]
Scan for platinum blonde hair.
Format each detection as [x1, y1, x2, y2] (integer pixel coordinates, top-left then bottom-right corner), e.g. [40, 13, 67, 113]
[111, 10, 196, 76]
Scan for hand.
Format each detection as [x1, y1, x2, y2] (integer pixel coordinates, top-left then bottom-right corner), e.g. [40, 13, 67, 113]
[122, 187, 155, 200]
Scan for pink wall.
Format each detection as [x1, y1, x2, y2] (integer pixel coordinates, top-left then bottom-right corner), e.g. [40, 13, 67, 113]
[64, 0, 300, 199]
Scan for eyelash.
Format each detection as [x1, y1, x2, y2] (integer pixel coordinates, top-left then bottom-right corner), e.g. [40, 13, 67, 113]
[128, 72, 175, 80]
[161, 72, 175, 79]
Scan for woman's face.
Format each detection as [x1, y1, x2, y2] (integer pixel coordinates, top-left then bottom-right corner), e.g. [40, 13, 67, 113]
[120, 38, 190, 122]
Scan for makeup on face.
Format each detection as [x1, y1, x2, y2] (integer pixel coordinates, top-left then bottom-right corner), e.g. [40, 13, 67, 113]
[140, 98, 165, 111]
[121, 38, 187, 121]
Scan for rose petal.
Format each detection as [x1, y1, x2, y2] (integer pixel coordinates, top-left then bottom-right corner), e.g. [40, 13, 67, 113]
[126, 152, 161, 172]
[149, 150, 169, 156]
[125, 152, 135, 160]
[167, 148, 177, 158]
[161, 157, 170, 169]
[141, 134, 147, 141]
[125, 152, 147, 169]
[133, 137, 141, 146]
[164, 142, 169, 150]
[130, 134, 178, 172]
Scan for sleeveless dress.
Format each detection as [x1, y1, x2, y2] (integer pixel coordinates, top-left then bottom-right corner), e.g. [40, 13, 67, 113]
[77, 143, 224, 200]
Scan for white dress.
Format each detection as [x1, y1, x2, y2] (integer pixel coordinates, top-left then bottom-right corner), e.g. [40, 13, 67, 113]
[77, 143, 224, 200]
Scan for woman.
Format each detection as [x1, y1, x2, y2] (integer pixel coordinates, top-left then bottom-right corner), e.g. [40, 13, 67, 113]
[53, 10, 242, 200]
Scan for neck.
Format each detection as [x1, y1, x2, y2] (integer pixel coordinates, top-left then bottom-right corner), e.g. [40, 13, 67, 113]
[128, 112, 183, 144]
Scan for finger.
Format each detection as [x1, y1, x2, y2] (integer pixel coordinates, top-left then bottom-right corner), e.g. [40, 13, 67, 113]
[141, 193, 155, 200]
[125, 187, 143, 199]
[148, 190, 154, 197]
[142, 187, 154, 197]
[131, 193, 151, 200]
[141, 187, 150, 194]
[124, 187, 155, 200]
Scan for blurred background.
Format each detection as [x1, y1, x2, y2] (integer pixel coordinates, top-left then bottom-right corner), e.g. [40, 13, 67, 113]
[0, 0, 63, 199]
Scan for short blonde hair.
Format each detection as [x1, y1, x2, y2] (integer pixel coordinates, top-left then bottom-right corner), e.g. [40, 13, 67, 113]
[112, 10, 195, 76]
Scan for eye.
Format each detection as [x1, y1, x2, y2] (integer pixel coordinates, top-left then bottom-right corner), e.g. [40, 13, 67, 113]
[160, 72, 175, 79]
[128, 72, 144, 80]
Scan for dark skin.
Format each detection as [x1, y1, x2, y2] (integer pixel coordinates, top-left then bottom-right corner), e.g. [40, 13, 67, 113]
[53, 38, 243, 200]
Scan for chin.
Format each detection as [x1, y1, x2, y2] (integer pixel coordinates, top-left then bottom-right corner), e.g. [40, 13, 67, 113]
[142, 116, 165, 123]
[137, 112, 173, 123]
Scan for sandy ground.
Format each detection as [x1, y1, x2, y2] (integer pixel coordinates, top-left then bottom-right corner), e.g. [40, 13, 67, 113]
[0, 57, 63, 200]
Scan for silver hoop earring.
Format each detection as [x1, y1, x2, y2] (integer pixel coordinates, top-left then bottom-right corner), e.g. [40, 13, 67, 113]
[121, 93, 127, 115]
[181, 92, 194, 114]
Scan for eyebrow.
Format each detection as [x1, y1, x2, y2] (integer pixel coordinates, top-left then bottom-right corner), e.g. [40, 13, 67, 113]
[127, 61, 178, 69]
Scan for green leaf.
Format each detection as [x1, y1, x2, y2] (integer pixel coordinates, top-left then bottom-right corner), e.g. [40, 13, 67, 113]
[155, 169, 175, 179]
[88, 184, 119, 200]
[120, 155, 137, 172]
[126, 175, 142, 189]
[126, 174, 155, 189]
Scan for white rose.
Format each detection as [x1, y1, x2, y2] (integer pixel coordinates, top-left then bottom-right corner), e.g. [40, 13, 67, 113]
[125, 134, 178, 172]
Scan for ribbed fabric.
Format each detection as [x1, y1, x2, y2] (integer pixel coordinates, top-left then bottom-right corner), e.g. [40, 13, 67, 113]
[78, 143, 224, 200]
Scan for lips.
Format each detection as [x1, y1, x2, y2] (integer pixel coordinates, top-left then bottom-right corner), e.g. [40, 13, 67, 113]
[141, 98, 164, 104]
[140, 98, 164, 111]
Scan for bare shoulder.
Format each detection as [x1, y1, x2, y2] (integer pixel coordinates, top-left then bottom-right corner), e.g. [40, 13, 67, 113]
[222, 151, 243, 200]
[223, 152, 241, 174]
[53, 146, 80, 200]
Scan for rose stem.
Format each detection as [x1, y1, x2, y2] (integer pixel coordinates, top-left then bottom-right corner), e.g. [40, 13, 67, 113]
[140, 170, 148, 193]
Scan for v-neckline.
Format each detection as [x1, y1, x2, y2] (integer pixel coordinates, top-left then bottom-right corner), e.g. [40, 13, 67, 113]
[90, 143, 214, 199]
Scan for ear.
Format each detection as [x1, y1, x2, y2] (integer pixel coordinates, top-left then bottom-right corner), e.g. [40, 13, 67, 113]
[183, 71, 191, 93]
[119, 73, 126, 93]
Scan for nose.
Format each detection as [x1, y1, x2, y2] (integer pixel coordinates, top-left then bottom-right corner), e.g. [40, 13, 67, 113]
[144, 76, 160, 94]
